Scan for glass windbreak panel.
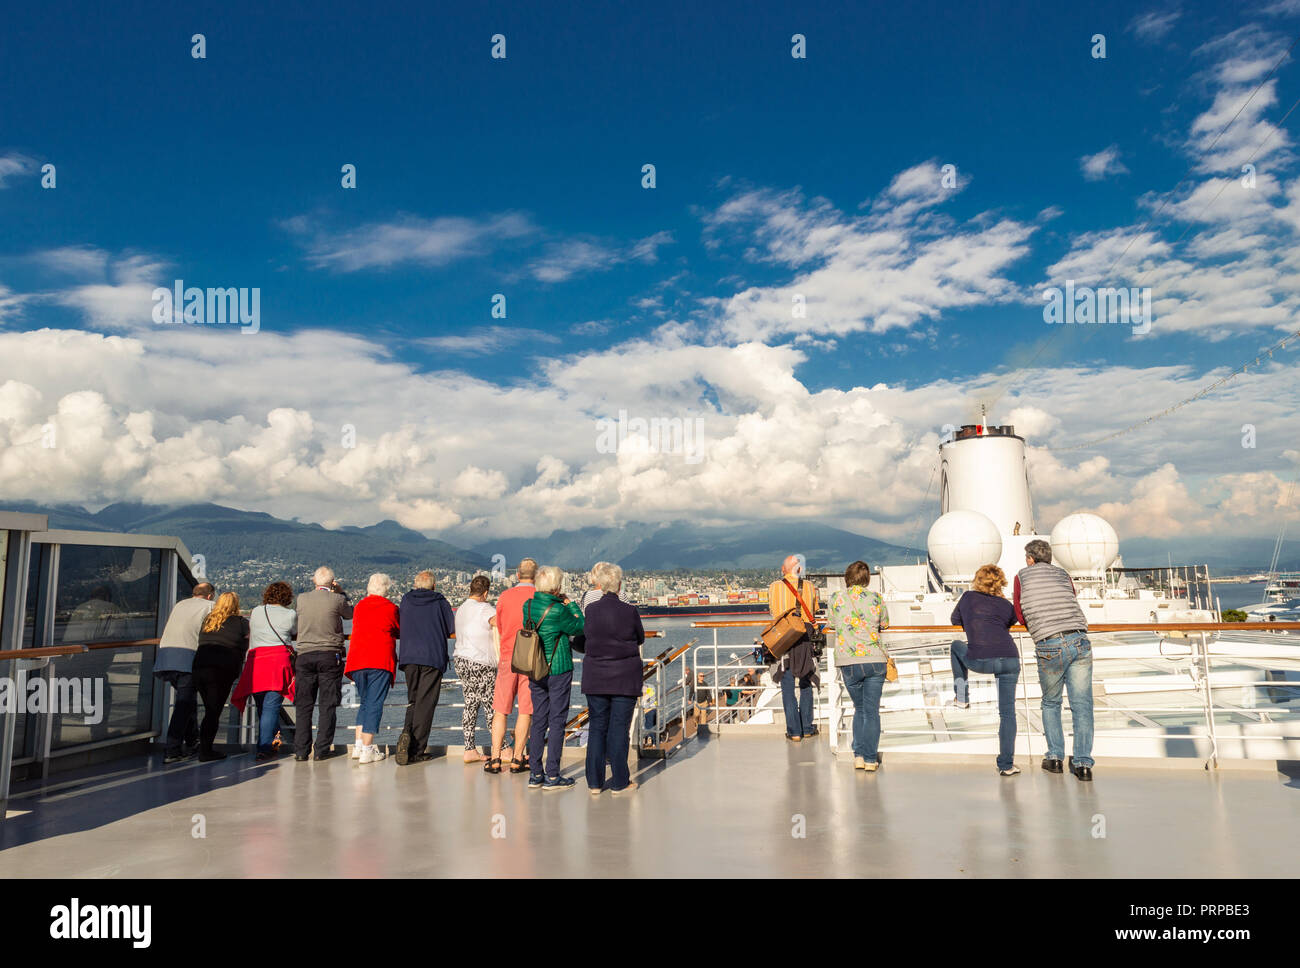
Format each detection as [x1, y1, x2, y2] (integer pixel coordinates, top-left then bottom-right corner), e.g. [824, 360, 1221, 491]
[22, 542, 45, 648]
[48, 546, 161, 749]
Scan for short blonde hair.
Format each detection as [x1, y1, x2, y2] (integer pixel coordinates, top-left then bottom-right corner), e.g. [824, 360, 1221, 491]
[594, 562, 623, 593]
[588, 561, 609, 585]
[367, 573, 393, 597]
[535, 565, 564, 595]
[972, 564, 1007, 596]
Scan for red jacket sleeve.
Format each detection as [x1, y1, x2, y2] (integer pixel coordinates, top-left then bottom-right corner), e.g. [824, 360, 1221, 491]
[1013, 576, 1025, 625]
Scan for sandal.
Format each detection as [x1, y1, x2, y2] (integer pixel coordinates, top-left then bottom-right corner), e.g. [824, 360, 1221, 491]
[509, 757, 529, 774]
[483, 757, 502, 774]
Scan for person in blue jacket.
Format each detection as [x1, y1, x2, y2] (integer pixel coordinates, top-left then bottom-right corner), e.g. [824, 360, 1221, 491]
[580, 562, 645, 795]
[395, 570, 456, 765]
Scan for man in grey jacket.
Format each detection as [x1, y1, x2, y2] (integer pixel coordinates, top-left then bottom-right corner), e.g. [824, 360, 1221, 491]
[154, 582, 215, 763]
[1013, 539, 1094, 781]
[293, 566, 354, 761]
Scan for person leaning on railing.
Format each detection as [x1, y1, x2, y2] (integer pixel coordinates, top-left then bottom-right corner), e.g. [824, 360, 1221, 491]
[395, 570, 457, 766]
[1014, 539, 1094, 781]
[827, 560, 889, 771]
[344, 573, 401, 765]
[525, 565, 585, 791]
[293, 566, 354, 762]
[154, 581, 215, 764]
[193, 592, 250, 763]
[949, 564, 1021, 776]
[580, 562, 645, 796]
[231, 581, 298, 763]
[767, 554, 821, 741]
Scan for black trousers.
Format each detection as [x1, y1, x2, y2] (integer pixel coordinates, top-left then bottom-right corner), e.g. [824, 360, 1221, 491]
[193, 664, 240, 755]
[401, 664, 443, 755]
[156, 670, 199, 754]
[294, 650, 344, 757]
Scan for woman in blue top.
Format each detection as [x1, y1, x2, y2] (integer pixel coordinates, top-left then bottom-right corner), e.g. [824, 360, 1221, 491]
[950, 564, 1022, 776]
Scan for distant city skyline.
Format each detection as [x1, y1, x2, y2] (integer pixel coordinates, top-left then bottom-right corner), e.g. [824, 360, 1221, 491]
[1, 1, 1298, 559]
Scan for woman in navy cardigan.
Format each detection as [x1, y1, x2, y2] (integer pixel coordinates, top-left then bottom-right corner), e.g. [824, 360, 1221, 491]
[950, 563, 1022, 776]
[580, 562, 645, 796]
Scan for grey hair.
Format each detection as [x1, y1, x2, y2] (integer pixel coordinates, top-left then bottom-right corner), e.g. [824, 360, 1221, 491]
[594, 562, 623, 593]
[313, 566, 335, 587]
[367, 573, 393, 597]
[1024, 539, 1053, 564]
[413, 570, 436, 590]
[535, 565, 564, 595]
[588, 561, 609, 585]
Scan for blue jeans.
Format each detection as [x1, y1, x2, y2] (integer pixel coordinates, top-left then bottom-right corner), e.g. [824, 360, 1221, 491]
[586, 694, 636, 791]
[840, 662, 887, 761]
[529, 670, 573, 780]
[780, 672, 816, 737]
[352, 669, 392, 735]
[950, 640, 1020, 771]
[1035, 631, 1094, 767]
[253, 690, 284, 752]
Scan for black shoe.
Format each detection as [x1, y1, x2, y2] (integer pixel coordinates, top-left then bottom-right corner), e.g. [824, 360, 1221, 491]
[254, 751, 275, 763]
[395, 730, 412, 766]
[1041, 757, 1064, 774]
[182, 742, 200, 757]
[1068, 757, 1093, 781]
[294, 753, 310, 762]
[162, 750, 192, 764]
[313, 749, 339, 762]
[412, 751, 436, 763]
[198, 750, 226, 762]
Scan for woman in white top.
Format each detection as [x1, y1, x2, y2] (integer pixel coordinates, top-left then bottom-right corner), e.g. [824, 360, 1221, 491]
[232, 581, 297, 762]
[453, 575, 498, 763]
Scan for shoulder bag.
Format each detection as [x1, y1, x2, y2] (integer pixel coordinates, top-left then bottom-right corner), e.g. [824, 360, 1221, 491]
[510, 600, 556, 681]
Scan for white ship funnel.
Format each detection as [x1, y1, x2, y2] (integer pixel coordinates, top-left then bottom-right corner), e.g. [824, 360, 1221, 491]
[939, 423, 1034, 538]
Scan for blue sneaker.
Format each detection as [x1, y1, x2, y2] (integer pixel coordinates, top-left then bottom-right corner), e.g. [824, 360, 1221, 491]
[527, 773, 546, 789]
[543, 775, 576, 792]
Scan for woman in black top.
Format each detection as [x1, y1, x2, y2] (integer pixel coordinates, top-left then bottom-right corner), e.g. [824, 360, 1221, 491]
[193, 592, 250, 762]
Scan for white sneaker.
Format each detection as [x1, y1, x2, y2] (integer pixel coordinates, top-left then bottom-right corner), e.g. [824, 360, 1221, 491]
[946, 699, 970, 709]
[350, 744, 362, 759]
[359, 745, 387, 764]
[999, 765, 1021, 776]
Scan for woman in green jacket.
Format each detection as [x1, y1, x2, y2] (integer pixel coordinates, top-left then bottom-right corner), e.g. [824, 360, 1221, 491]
[524, 565, 585, 790]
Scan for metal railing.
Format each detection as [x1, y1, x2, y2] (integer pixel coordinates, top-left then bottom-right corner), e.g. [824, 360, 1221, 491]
[690, 620, 1300, 767]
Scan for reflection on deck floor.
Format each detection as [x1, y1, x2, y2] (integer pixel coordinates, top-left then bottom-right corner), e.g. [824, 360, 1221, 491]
[3, 734, 1298, 877]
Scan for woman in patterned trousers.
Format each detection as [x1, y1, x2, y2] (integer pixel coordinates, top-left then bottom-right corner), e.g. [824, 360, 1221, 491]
[454, 576, 500, 762]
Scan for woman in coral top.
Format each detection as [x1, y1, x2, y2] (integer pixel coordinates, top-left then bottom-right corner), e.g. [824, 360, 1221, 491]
[343, 573, 400, 764]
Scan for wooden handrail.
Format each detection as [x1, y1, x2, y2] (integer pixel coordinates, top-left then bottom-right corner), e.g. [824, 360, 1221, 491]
[691, 620, 1300, 632]
[0, 645, 88, 661]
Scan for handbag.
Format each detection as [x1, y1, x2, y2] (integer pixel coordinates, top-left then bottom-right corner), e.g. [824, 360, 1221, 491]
[783, 578, 827, 657]
[886, 654, 898, 682]
[510, 601, 556, 681]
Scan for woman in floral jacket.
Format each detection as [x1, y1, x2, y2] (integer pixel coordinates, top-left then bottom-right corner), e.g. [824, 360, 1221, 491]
[827, 560, 890, 771]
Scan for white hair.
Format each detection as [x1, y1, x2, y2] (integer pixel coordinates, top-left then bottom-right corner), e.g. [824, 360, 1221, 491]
[367, 573, 393, 597]
[594, 562, 623, 593]
[535, 565, 564, 595]
[413, 570, 436, 590]
[313, 566, 335, 587]
[782, 554, 802, 577]
[588, 561, 609, 585]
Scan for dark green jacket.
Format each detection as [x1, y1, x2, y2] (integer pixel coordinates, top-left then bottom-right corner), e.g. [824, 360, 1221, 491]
[521, 592, 584, 677]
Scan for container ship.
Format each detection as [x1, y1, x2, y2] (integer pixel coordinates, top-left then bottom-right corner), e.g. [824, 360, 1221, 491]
[634, 590, 770, 618]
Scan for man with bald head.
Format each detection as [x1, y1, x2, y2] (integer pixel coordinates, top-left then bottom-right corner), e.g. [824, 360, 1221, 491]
[155, 580, 216, 763]
[767, 555, 821, 741]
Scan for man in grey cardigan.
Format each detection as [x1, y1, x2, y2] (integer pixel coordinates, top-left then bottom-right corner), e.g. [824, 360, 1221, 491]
[293, 565, 354, 761]
[154, 582, 215, 763]
[1013, 539, 1094, 781]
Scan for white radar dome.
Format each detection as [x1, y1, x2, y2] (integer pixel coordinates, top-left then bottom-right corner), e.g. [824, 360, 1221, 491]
[1050, 513, 1119, 577]
[927, 510, 1003, 583]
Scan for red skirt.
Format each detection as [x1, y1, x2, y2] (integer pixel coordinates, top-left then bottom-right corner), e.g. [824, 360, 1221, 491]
[231, 645, 296, 713]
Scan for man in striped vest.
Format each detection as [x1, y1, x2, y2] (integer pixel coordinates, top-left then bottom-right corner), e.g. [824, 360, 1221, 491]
[1013, 539, 1094, 781]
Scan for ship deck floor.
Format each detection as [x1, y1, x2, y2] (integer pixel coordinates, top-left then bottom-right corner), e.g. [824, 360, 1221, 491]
[3, 733, 1298, 877]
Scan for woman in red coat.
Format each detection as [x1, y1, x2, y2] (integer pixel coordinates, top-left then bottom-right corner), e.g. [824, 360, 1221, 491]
[344, 573, 400, 764]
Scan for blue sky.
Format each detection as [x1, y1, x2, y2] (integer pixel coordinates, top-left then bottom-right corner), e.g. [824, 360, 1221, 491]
[1, 0, 1298, 557]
